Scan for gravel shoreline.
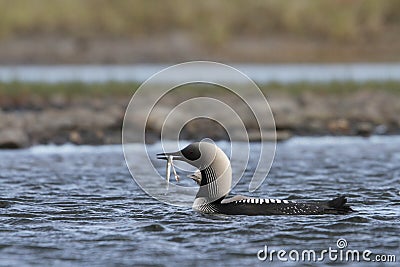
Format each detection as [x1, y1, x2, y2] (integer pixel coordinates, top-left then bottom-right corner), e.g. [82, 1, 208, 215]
[1, 88, 399, 148]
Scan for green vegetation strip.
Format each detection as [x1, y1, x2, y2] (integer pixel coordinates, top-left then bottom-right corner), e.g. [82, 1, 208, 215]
[1, 81, 400, 100]
[0, 0, 399, 43]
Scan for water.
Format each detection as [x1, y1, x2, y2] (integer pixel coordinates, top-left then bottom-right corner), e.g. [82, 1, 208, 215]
[0, 137, 399, 266]
[1, 63, 400, 83]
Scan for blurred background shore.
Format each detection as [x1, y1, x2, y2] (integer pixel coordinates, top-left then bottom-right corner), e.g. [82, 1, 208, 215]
[0, 0, 400, 148]
[1, 0, 400, 63]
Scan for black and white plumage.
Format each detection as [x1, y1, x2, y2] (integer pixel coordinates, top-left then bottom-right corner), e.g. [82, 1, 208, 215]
[157, 142, 353, 215]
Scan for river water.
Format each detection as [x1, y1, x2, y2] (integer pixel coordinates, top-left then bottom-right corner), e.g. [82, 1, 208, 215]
[0, 136, 399, 266]
[1, 63, 400, 83]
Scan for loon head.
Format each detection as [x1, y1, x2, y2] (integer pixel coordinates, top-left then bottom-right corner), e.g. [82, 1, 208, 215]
[157, 142, 232, 206]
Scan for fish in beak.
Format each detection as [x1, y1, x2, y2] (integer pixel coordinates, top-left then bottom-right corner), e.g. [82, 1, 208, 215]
[188, 170, 202, 185]
[157, 151, 181, 191]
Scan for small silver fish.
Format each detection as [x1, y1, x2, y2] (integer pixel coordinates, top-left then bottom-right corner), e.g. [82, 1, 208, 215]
[170, 157, 180, 182]
[188, 170, 201, 185]
[166, 155, 172, 191]
[165, 156, 180, 193]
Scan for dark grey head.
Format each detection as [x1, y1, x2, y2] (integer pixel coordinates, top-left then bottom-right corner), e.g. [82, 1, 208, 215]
[179, 143, 202, 161]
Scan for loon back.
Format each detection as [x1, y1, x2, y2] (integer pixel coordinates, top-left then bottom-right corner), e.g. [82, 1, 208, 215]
[157, 141, 354, 215]
[196, 195, 353, 215]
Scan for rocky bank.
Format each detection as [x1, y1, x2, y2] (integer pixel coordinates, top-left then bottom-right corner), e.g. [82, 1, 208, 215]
[0, 89, 399, 148]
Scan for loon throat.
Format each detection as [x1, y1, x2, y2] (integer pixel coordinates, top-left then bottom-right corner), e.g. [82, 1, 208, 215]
[157, 142, 354, 215]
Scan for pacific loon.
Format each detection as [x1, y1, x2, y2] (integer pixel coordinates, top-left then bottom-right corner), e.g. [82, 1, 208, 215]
[157, 142, 353, 215]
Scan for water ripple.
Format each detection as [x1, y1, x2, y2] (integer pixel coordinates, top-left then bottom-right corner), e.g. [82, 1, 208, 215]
[0, 137, 399, 266]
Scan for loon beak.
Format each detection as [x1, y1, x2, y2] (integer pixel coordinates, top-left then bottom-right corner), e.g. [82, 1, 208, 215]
[156, 151, 183, 160]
